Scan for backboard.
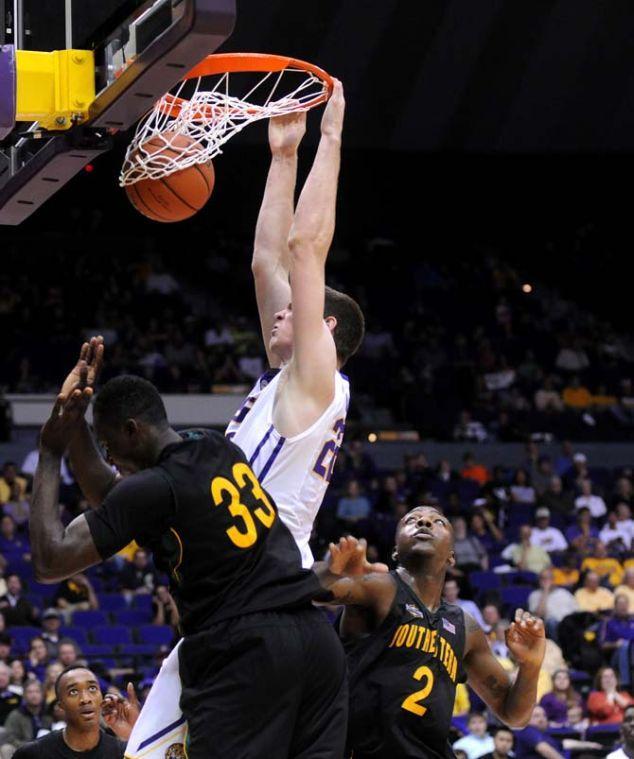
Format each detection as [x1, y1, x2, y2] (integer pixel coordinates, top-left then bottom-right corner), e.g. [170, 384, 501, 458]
[0, 0, 235, 225]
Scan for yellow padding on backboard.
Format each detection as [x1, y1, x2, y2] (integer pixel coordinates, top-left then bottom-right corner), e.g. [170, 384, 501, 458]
[15, 49, 95, 130]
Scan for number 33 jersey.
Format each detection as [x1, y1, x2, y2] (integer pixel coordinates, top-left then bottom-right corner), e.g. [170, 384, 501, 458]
[226, 367, 350, 568]
[345, 572, 467, 759]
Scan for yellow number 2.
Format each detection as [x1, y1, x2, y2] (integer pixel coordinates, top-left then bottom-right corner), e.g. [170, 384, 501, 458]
[401, 665, 434, 717]
[210, 463, 277, 549]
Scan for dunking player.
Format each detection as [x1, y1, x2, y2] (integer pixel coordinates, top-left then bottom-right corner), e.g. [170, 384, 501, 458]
[29, 375, 348, 758]
[318, 505, 546, 759]
[225, 78, 364, 567]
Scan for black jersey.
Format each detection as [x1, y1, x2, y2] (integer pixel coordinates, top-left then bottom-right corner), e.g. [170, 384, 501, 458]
[345, 571, 467, 759]
[86, 430, 321, 634]
[12, 729, 125, 758]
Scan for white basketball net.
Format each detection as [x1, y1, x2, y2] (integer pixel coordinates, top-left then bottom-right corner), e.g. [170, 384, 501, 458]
[120, 66, 328, 186]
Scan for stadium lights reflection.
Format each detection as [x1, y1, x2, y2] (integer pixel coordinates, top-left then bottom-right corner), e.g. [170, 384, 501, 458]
[368, 433, 378, 443]
[522, 283, 533, 293]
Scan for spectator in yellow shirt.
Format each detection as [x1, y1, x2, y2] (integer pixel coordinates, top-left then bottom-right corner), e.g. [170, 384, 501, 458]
[575, 571, 615, 613]
[563, 376, 593, 409]
[0, 462, 27, 504]
[613, 567, 634, 610]
[581, 542, 624, 588]
[552, 553, 580, 588]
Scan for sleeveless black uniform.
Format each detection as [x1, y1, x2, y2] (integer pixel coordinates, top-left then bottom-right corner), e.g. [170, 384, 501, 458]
[86, 430, 347, 759]
[345, 571, 466, 759]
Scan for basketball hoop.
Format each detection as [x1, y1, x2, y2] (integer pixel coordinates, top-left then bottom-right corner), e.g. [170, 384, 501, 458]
[120, 53, 333, 186]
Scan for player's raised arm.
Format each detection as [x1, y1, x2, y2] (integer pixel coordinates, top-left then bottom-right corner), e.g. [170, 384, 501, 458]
[464, 609, 546, 728]
[314, 535, 393, 609]
[252, 112, 306, 367]
[286, 80, 344, 402]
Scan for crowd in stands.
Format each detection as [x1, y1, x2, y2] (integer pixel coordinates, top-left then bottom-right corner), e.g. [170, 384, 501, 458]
[1, 225, 634, 441]
[0, 445, 178, 755]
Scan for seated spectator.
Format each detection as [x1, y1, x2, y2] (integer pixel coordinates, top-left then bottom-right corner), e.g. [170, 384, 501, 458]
[540, 476, 573, 521]
[539, 669, 583, 726]
[510, 469, 536, 505]
[481, 604, 503, 635]
[152, 585, 180, 630]
[587, 667, 634, 724]
[613, 478, 634, 511]
[26, 637, 49, 682]
[600, 511, 630, 554]
[614, 568, 634, 611]
[575, 571, 615, 613]
[40, 609, 62, 659]
[602, 594, 634, 687]
[582, 542, 624, 588]
[562, 375, 592, 409]
[480, 727, 514, 759]
[469, 511, 504, 553]
[53, 574, 98, 625]
[607, 704, 634, 759]
[531, 457, 555, 498]
[41, 662, 64, 707]
[452, 712, 494, 759]
[575, 479, 607, 519]
[7, 661, 25, 698]
[443, 579, 485, 627]
[566, 507, 601, 557]
[0, 663, 20, 727]
[501, 525, 551, 574]
[0, 517, 29, 564]
[534, 376, 565, 414]
[453, 683, 471, 717]
[551, 553, 580, 588]
[336, 480, 371, 526]
[454, 412, 488, 444]
[0, 464, 29, 527]
[57, 639, 81, 669]
[119, 549, 159, 597]
[513, 705, 564, 759]
[616, 503, 634, 546]
[528, 569, 579, 640]
[567, 704, 589, 732]
[460, 452, 490, 485]
[0, 576, 38, 627]
[451, 518, 488, 573]
[530, 509, 568, 553]
[0, 680, 52, 757]
[344, 440, 378, 483]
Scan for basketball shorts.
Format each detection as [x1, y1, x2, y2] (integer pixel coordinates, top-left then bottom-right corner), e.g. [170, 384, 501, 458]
[178, 607, 348, 759]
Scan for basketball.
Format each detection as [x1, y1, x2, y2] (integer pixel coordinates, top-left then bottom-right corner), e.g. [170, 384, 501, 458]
[125, 133, 215, 222]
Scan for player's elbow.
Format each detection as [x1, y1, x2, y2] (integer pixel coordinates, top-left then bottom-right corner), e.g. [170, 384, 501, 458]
[33, 561, 61, 584]
[498, 710, 531, 729]
[288, 234, 325, 262]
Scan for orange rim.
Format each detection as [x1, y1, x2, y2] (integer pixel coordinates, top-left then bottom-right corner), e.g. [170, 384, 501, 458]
[159, 53, 334, 118]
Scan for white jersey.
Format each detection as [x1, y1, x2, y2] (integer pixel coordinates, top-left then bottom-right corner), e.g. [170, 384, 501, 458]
[226, 367, 350, 567]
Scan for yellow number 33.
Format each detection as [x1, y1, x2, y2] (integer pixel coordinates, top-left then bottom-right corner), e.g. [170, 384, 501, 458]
[211, 463, 277, 548]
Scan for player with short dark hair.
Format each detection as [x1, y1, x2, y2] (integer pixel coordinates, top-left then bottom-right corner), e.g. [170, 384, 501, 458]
[29, 373, 348, 758]
[316, 506, 546, 759]
[12, 665, 134, 758]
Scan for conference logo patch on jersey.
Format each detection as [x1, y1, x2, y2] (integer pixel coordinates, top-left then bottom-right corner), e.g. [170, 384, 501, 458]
[442, 618, 456, 635]
[405, 603, 424, 619]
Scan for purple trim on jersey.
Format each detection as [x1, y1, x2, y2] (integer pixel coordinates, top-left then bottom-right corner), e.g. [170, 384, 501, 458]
[136, 714, 187, 751]
[259, 435, 286, 483]
[258, 368, 280, 387]
[248, 424, 274, 467]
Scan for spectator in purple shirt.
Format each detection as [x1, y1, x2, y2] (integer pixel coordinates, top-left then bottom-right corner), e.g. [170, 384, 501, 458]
[565, 508, 600, 557]
[539, 670, 583, 726]
[602, 594, 634, 687]
[514, 705, 564, 759]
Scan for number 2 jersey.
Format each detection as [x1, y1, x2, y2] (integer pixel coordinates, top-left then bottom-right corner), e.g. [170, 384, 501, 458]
[226, 367, 350, 568]
[345, 571, 467, 759]
[85, 430, 322, 636]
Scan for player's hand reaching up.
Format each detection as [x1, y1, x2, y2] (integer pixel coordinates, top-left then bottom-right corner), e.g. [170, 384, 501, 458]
[505, 609, 546, 668]
[321, 79, 345, 140]
[328, 536, 389, 577]
[102, 682, 141, 741]
[269, 111, 307, 156]
[40, 363, 94, 456]
[59, 335, 104, 402]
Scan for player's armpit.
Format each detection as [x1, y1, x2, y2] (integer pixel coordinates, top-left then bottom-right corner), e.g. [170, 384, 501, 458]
[32, 514, 102, 583]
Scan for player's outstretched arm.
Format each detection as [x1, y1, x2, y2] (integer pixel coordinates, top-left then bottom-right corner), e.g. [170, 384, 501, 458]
[252, 112, 306, 367]
[314, 535, 393, 608]
[286, 80, 344, 403]
[61, 336, 118, 505]
[30, 394, 103, 582]
[464, 609, 546, 728]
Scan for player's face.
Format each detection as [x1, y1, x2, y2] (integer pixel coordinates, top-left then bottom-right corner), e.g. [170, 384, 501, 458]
[94, 415, 146, 476]
[58, 668, 103, 730]
[270, 303, 294, 360]
[395, 507, 455, 565]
